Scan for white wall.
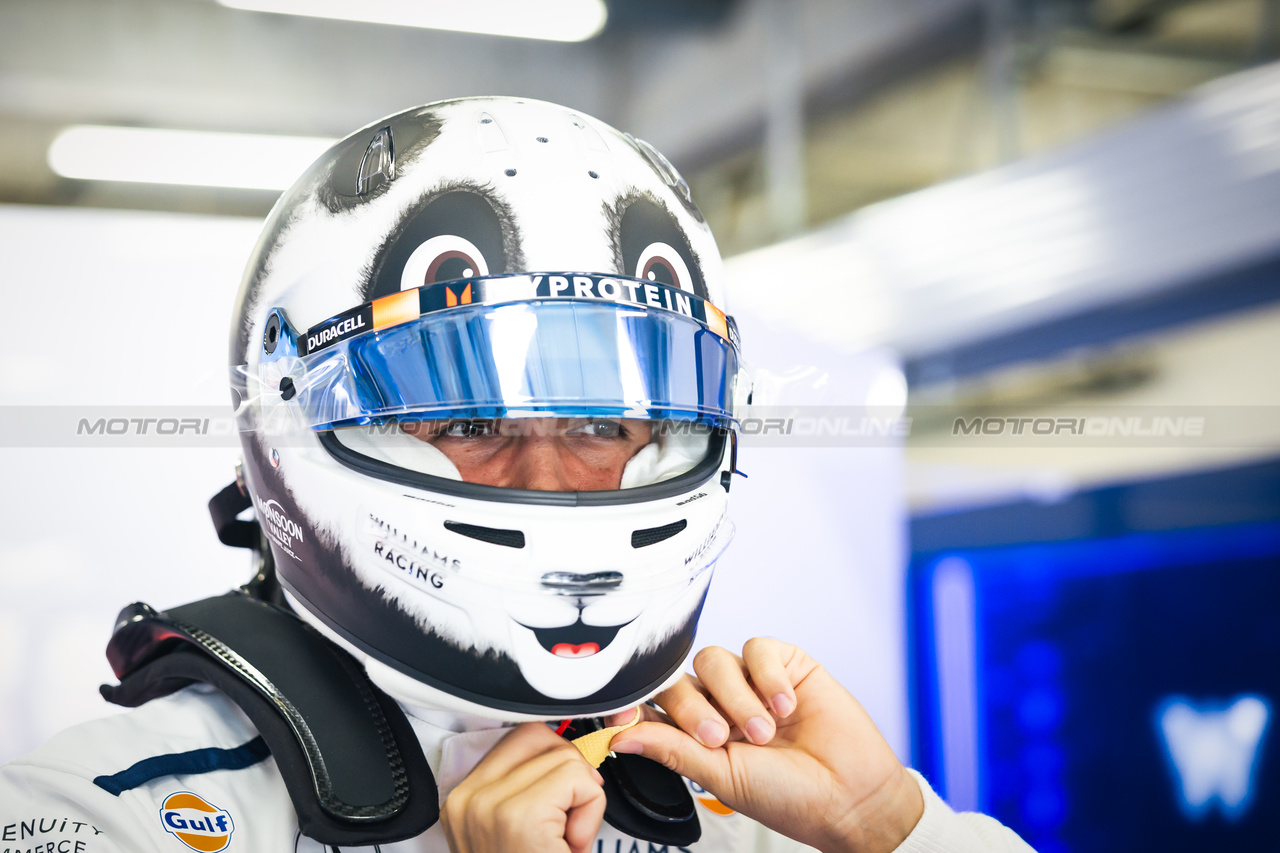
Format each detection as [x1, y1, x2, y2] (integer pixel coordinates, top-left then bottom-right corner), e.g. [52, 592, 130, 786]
[0, 205, 261, 763]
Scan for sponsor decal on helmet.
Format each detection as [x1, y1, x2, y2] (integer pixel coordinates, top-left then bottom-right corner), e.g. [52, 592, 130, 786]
[251, 493, 305, 560]
[360, 510, 460, 591]
[444, 281, 473, 306]
[296, 273, 725, 356]
[158, 792, 235, 852]
[683, 511, 727, 567]
[305, 311, 367, 354]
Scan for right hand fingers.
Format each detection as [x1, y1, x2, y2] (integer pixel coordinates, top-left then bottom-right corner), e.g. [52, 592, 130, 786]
[444, 723, 605, 853]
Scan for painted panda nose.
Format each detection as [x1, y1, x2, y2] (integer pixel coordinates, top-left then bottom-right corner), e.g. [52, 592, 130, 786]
[540, 571, 623, 595]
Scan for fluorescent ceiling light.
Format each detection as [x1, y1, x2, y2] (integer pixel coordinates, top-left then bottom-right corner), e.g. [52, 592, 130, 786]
[216, 0, 608, 42]
[48, 126, 335, 191]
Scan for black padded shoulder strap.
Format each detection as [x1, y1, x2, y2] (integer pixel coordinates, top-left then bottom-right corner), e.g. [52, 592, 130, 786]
[101, 592, 438, 847]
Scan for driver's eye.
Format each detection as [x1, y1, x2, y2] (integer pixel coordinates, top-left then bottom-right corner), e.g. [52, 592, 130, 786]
[570, 419, 625, 439]
[443, 419, 495, 438]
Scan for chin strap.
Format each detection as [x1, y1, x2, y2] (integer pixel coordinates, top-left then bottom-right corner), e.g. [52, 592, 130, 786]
[571, 707, 643, 767]
[207, 479, 259, 550]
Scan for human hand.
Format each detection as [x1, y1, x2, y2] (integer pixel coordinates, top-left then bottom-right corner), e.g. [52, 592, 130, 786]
[441, 722, 607, 853]
[607, 639, 922, 853]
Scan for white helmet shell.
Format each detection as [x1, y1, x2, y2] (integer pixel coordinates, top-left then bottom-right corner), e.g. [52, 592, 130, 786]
[230, 97, 741, 720]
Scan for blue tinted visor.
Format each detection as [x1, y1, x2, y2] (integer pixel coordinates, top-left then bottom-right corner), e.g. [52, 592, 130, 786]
[244, 281, 741, 431]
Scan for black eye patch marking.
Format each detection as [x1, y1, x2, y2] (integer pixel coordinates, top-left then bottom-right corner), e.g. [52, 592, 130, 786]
[604, 190, 707, 301]
[363, 181, 525, 303]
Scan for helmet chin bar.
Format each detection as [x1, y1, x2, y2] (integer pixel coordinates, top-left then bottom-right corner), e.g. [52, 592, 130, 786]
[285, 587, 696, 724]
[207, 486, 704, 722]
[277, 572, 708, 719]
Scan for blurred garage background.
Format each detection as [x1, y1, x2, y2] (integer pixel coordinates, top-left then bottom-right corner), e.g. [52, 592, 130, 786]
[2, 1, 1279, 849]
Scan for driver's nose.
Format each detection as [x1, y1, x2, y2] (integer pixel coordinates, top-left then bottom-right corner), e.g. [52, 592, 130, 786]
[506, 437, 575, 492]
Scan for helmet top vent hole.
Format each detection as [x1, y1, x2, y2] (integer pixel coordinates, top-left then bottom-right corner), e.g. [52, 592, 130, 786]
[536, 136, 548, 143]
[588, 170, 599, 179]
[505, 168, 517, 177]
[631, 519, 688, 548]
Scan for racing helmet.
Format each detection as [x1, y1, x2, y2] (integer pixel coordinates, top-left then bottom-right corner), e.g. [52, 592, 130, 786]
[230, 97, 745, 720]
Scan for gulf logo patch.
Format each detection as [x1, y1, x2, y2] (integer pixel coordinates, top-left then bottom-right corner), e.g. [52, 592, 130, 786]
[159, 791, 235, 852]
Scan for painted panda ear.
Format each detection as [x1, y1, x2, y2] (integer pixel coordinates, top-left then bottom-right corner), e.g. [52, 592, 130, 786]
[365, 186, 517, 302]
[612, 194, 706, 301]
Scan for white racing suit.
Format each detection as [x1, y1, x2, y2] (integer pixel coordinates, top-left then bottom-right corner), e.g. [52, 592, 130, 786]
[0, 684, 1034, 853]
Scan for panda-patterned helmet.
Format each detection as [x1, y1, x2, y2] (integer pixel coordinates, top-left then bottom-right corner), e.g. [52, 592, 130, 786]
[230, 97, 744, 720]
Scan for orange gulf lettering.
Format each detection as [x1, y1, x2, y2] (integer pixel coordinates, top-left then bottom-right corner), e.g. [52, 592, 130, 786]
[372, 289, 419, 330]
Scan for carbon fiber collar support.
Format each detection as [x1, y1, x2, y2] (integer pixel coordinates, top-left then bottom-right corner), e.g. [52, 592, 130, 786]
[101, 591, 438, 846]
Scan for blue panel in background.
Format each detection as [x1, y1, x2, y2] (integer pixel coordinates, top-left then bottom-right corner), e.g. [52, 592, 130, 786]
[908, 461, 1280, 853]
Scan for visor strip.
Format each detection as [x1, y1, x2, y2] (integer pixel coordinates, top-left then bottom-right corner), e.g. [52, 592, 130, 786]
[298, 273, 731, 356]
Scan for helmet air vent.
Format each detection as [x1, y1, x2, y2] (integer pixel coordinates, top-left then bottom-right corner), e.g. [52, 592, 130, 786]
[630, 519, 688, 548]
[357, 126, 395, 196]
[444, 520, 525, 549]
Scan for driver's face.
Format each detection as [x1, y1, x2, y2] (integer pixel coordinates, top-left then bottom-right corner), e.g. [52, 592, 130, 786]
[402, 418, 653, 491]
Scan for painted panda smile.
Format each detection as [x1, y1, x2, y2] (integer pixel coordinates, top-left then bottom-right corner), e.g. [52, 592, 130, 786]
[523, 618, 632, 658]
